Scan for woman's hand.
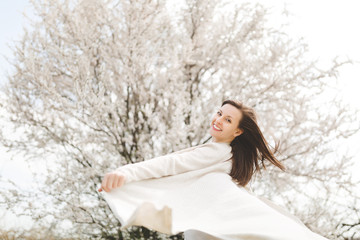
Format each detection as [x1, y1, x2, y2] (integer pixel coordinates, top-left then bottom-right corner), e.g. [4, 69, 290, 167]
[98, 171, 126, 192]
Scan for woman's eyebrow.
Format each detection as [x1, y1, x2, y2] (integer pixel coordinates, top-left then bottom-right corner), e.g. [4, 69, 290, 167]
[219, 109, 233, 118]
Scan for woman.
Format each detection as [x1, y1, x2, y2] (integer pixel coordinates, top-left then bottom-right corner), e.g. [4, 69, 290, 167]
[99, 99, 329, 240]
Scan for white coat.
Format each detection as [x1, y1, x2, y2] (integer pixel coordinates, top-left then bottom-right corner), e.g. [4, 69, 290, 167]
[101, 140, 329, 240]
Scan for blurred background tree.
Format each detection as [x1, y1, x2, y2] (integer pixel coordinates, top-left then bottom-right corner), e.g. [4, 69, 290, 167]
[0, 0, 359, 239]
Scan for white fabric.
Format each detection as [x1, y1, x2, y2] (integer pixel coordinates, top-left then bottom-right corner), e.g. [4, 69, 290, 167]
[184, 229, 223, 240]
[101, 140, 329, 240]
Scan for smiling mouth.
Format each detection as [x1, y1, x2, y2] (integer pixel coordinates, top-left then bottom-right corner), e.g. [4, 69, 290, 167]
[212, 124, 222, 131]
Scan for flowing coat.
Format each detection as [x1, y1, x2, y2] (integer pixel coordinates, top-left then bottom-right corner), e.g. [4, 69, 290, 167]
[101, 140, 329, 240]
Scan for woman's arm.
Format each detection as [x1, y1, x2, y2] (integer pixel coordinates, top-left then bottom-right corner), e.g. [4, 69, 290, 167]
[98, 141, 231, 192]
[115, 141, 231, 184]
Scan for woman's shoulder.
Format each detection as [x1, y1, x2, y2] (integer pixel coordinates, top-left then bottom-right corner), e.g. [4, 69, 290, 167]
[171, 140, 231, 155]
[204, 140, 232, 153]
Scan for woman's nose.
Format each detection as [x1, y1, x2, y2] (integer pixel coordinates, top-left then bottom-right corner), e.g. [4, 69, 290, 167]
[215, 118, 223, 125]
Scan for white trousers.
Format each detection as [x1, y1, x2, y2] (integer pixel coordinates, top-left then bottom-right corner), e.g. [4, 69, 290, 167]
[184, 229, 222, 240]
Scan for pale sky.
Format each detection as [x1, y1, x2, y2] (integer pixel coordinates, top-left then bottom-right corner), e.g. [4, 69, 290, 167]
[1, 0, 360, 231]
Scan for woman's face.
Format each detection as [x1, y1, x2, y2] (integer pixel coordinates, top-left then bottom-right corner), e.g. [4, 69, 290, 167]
[209, 104, 243, 143]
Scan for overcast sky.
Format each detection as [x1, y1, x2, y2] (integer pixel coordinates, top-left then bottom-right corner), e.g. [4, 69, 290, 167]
[1, 0, 360, 230]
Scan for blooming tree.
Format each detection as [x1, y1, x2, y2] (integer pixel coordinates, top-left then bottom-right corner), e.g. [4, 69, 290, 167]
[0, 0, 359, 239]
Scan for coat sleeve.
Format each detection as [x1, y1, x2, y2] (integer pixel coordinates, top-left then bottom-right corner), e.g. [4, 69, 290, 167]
[114, 142, 231, 184]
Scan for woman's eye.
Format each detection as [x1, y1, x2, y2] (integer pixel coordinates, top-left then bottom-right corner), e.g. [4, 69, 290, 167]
[217, 111, 231, 123]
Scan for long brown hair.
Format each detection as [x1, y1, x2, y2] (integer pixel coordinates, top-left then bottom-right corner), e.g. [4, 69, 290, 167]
[222, 99, 286, 187]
